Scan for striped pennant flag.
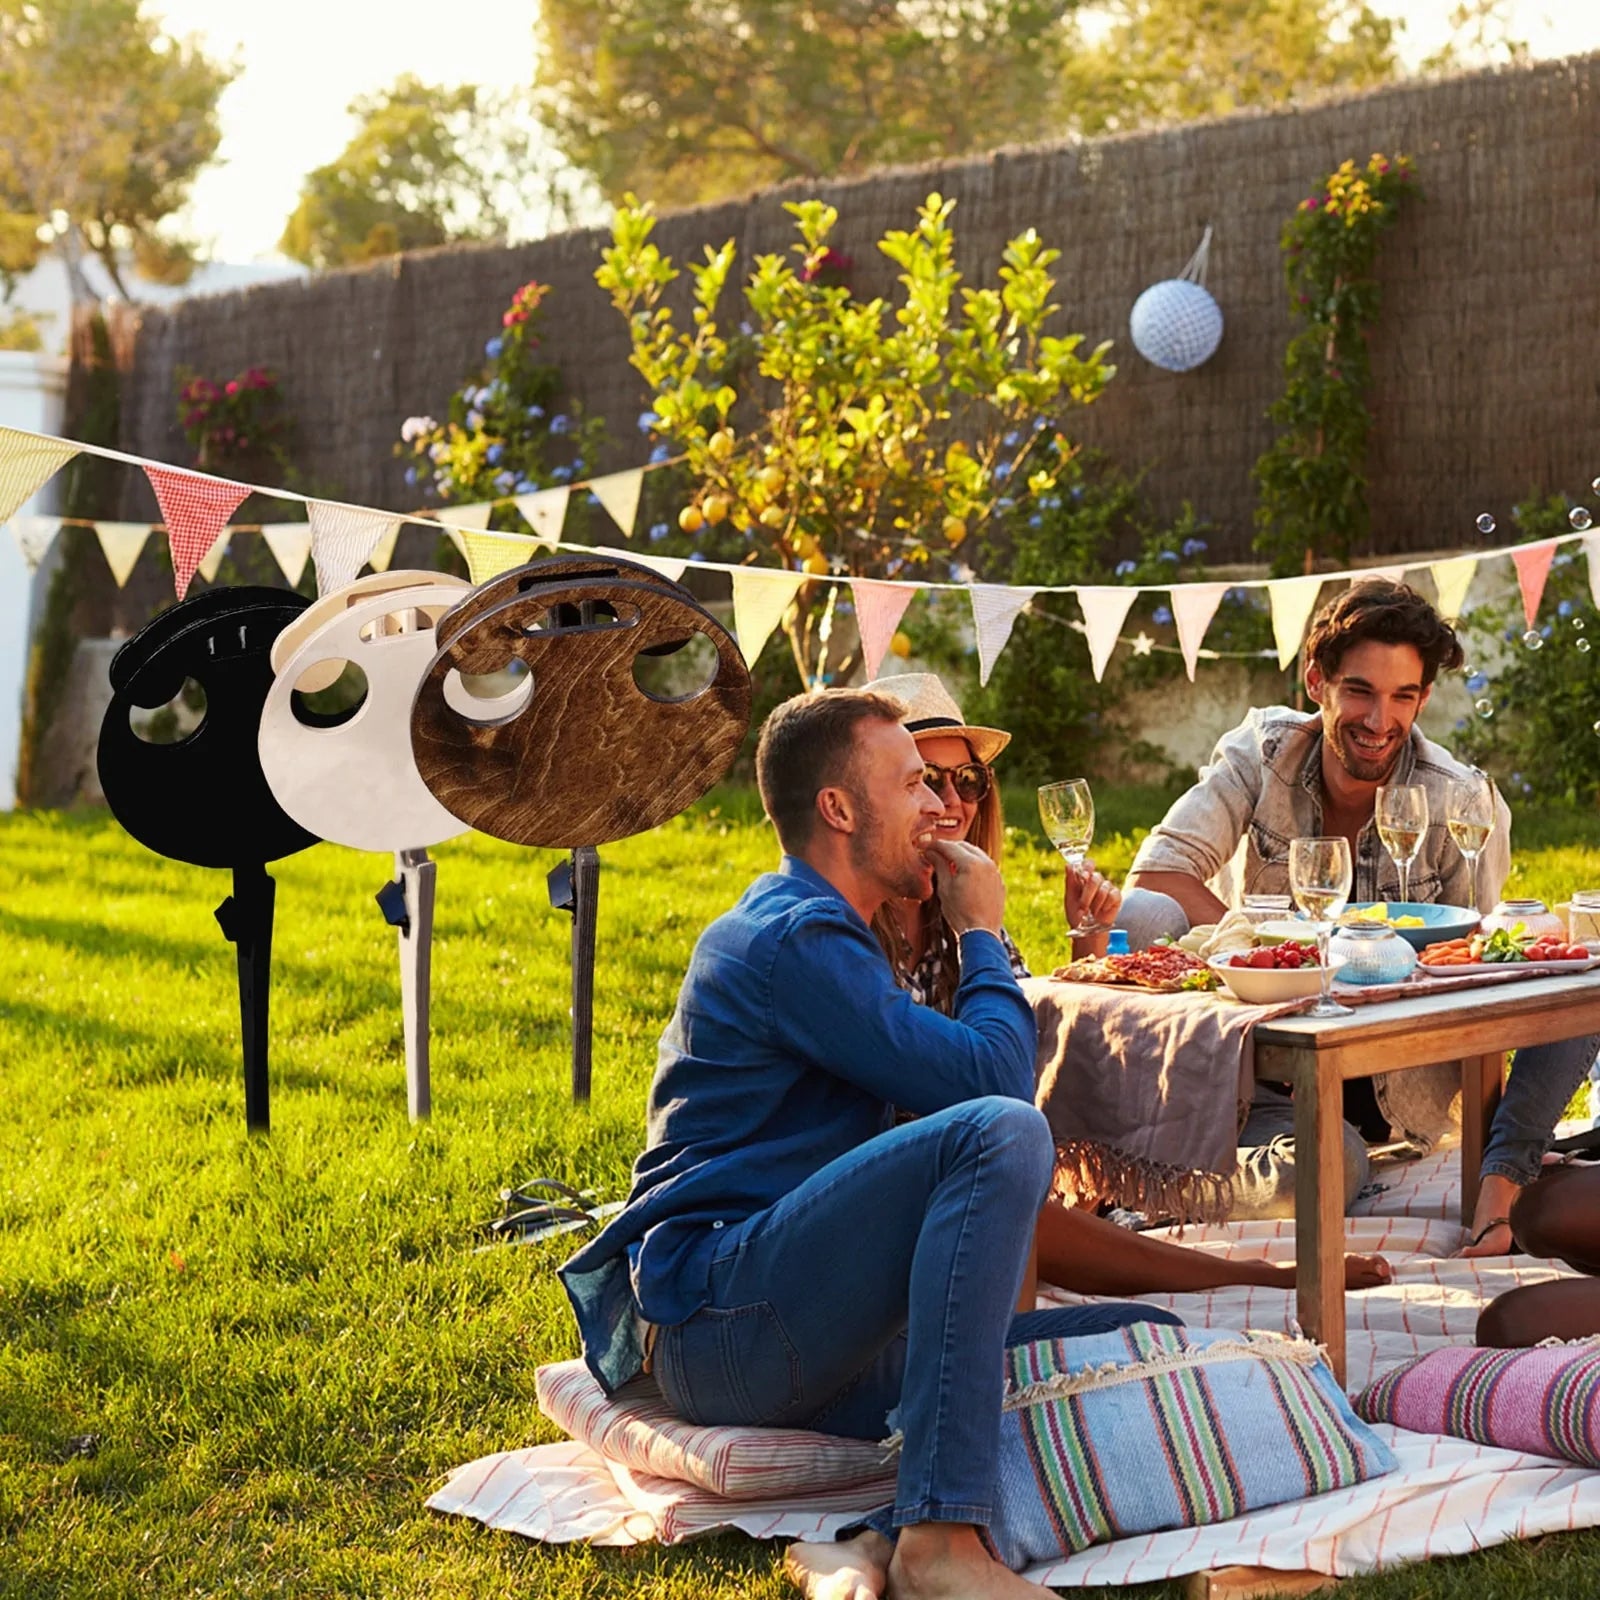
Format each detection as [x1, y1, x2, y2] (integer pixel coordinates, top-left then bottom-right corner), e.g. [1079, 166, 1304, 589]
[307, 500, 400, 594]
[0, 428, 78, 523]
[969, 584, 1036, 686]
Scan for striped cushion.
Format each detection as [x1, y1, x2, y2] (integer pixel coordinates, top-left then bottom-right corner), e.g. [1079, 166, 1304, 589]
[535, 1360, 897, 1499]
[988, 1322, 1396, 1570]
[1356, 1343, 1600, 1466]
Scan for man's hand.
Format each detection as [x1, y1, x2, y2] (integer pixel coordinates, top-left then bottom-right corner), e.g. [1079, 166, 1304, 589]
[927, 838, 1005, 937]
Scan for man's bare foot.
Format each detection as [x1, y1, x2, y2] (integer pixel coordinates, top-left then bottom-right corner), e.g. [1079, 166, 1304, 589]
[1456, 1173, 1523, 1258]
[887, 1523, 1043, 1598]
[785, 1531, 892, 1600]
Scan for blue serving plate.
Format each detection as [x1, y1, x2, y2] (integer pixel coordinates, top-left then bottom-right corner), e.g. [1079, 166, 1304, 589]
[1344, 901, 1481, 950]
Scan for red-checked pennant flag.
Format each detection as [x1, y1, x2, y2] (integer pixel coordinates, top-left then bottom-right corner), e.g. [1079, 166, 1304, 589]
[852, 579, 917, 682]
[144, 464, 250, 598]
[1511, 539, 1558, 630]
[0, 428, 78, 523]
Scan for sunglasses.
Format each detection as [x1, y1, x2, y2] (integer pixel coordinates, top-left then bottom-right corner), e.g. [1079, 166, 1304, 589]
[921, 761, 992, 803]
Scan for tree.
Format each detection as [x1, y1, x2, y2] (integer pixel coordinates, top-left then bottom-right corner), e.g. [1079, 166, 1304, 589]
[537, 0, 1079, 208]
[0, 0, 233, 303]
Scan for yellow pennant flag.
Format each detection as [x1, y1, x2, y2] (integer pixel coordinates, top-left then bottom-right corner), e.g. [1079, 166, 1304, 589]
[94, 522, 152, 587]
[731, 568, 807, 667]
[452, 528, 538, 585]
[1430, 556, 1477, 622]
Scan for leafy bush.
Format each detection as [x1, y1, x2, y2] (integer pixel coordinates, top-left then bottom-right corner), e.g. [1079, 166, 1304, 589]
[175, 365, 292, 474]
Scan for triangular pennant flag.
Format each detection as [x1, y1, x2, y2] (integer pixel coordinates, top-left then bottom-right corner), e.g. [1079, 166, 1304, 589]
[257, 523, 311, 587]
[437, 501, 494, 533]
[1429, 555, 1477, 623]
[94, 521, 151, 587]
[307, 500, 401, 594]
[853, 579, 918, 682]
[9, 514, 61, 572]
[1510, 539, 1558, 630]
[1171, 582, 1228, 681]
[196, 530, 232, 585]
[1369, 565, 1407, 584]
[968, 584, 1036, 686]
[731, 568, 806, 667]
[1268, 574, 1324, 669]
[1074, 586, 1139, 682]
[144, 464, 250, 597]
[454, 528, 537, 585]
[366, 519, 402, 573]
[593, 544, 689, 584]
[1585, 534, 1600, 611]
[514, 486, 569, 545]
[0, 427, 78, 523]
[588, 469, 645, 539]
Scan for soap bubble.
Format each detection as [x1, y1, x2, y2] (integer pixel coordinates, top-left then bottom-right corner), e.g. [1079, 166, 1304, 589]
[1476, 512, 1495, 535]
[1477, 699, 1495, 718]
[1592, 476, 1600, 495]
[1578, 638, 1592, 653]
[1523, 629, 1544, 649]
[1571, 507, 1593, 531]
[1575, 617, 1587, 631]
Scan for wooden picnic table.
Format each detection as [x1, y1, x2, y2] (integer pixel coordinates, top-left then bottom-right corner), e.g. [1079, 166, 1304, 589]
[1255, 967, 1600, 1384]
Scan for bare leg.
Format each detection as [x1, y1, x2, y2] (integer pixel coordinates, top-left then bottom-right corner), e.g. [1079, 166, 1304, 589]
[1507, 1163, 1600, 1270]
[786, 1531, 893, 1600]
[888, 1523, 1049, 1598]
[1034, 1195, 1391, 1294]
[1478, 1279, 1600, 1346]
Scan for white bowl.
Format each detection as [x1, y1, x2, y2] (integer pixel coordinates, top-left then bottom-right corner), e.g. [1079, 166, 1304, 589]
[1208, 952, 1347, 1004]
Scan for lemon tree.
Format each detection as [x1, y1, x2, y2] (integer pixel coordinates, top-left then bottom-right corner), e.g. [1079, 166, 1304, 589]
[596, 191, 1114, 687]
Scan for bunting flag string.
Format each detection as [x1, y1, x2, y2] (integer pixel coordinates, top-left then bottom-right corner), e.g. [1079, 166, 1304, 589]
[731, 568, 806, 667]
[1268, 575, 1324, 670]
[1075, 586, 1139, 682]
[94, 521, 151, 587]
[1172, 583, 1228, 682]
[143, 464, 250, 597]
[1510, 539, 1558, 631]
[852, 578, 918, 681]
[260, 523, 313, 589]
[589, 469, 645, 540]
[10, 514, 61, 572]
[969, 585, 1037, 686]
[307, 501, 401, 595]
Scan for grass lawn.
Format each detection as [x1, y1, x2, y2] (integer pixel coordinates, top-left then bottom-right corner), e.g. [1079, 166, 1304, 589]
[4, 790, 1600, 1598]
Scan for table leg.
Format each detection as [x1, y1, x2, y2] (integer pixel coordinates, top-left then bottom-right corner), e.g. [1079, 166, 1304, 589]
[1459, 1052, 1506, 1227]
[1290, 1047, 1347, 1385]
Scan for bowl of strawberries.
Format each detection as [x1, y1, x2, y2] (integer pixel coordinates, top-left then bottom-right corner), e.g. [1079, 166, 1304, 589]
[1208, 939, 1346, 1003]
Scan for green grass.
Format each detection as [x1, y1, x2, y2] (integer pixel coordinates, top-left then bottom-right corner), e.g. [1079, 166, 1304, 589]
[5, 794, 1600, 1597]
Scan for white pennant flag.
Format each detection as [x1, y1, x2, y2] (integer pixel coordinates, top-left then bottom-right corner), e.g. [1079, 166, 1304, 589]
[9, 514, 61, 571]
[94, 521, 151, 587]
[1430, 555, 1477, 623]
[1074, 586, 1139, 682]
[308, 500, 401, 594]
[514, 486, 569, 545]
[366, 520, 403, 573]
[589, 469, 645, 539]
[1171, 582, 1228, 681]
[968, 585, 1036, 686]
[437, 501, 494, 534]
[1368, 565, 1408, 584]
[593, 544, 689, 584]
[196, 531, 232, 584]
[1268, 575, 1323, 669]
[1585, 534, 1600, 611]
[731, 568, 806, 666]
[260, 523, 313, 587]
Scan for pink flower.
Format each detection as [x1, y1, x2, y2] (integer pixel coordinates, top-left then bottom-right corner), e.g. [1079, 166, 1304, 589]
[185, 407, 204, 427]
[225, 380, 239, 396]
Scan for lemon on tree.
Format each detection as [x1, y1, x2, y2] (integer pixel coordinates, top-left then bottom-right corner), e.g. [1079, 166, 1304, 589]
[678, 504, 704, 533]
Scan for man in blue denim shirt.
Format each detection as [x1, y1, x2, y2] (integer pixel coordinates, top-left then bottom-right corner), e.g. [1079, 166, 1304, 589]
[561, 688, 1053, 1600]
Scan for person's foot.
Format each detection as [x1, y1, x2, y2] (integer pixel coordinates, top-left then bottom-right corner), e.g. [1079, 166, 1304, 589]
[785, 1531, 892, 1600]
[887, 1523, 1044, 1598]
[1456, 1173, 1523, 1258]
[1344, 1252, 1392, 1289]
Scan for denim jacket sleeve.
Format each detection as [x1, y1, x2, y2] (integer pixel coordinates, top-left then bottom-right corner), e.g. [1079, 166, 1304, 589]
[769, 907, 1038, 1114]
[1129, 716, 1265, 884]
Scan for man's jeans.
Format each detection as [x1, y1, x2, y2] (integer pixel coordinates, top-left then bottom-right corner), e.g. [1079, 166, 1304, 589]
[652, 1096, 1054, 1530]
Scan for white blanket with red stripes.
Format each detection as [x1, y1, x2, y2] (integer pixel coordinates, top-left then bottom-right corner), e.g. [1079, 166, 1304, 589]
[428, 1145, 1600, 1584]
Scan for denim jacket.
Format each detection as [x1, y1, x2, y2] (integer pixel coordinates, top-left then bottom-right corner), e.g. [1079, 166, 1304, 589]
[559, 856, 1038, 1392]
[1130, 707, 1512, 911]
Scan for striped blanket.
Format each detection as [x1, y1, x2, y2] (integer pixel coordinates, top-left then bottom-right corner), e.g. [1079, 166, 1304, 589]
[429, 1143, 1600, 1585]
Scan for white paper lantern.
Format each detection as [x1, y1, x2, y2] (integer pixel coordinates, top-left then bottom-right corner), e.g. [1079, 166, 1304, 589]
[1130, 278, 1223, 372]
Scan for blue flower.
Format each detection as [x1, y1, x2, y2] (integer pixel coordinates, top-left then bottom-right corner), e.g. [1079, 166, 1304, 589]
[1115, 560, 1137, 577]
[1069, 486, 1084, 502]
[1466, 671, 1488, 693]
[638, 410, 660, 433]
[1559, 599, 1574, 617]
[739, 321, 754, 337]
[403, 466, 418, 487]
[494, 470, 515, 492]
[549, 414, 571, 435]
[648, 521, 669, 543]
[992, 461, 1012, 481]
[514, 479, 535, 494]
[1039, 495, 1060, 510]
[484, 337, 504, 359]
[1033, 417, 1048, 432]
[1003, 431, 1022, 448]
[526, 404, 545, 420]
[486, 443, 504, 466]
[1541, 623, 1553, 637]
[1503, 627, 1518, 642]
[649, 443, 671, 464]
[1153, 604, 1173, 624]
[1511, 771, 1523, 783]
[1028, 514, 1043, 528]
[1158, 549, 1179, 563]
[689, 551, 707, 562]
[1225, 586, 1247, 602]
[996, 496, 1016, 513]
[1454, 718, 1468, 731]
[571, 457, 585, 474]
[1181, 538, 1208, 558]
[475, 387, 495, 407]
[551, 465, 572, 482]
[586, 490, 601, 507]
[465, 409, 484, 431]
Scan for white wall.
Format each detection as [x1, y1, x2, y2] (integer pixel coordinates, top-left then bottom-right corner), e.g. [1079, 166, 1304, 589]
[0, 350, 69, 809]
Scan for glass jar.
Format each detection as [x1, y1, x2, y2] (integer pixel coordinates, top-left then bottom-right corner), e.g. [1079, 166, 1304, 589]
[1480, 898, 1566, 940]
[1242, 894, 1294, 925]
[1328, 921, 1419, 985]
[1568, 892, 1600, 943]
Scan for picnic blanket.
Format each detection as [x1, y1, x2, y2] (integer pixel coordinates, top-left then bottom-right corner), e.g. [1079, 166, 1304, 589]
[427, 1141, 1600, 1585]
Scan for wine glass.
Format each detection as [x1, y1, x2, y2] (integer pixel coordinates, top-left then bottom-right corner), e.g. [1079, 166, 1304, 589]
[1289, 836, 1354, 1017]
[1374, 783, 1429, 904]
[1038, 779, 1107, 937]
[1446, 772, 1495, 913]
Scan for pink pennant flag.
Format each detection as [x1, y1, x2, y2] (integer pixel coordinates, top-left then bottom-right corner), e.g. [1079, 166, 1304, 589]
[1511, 539, 1557, 629]
[1585, 534, 1600, 611]
[969, 585, 1037, 685]
[307, 500, 401, 594]
[852, 579, 917, 682]
[1171, 582, 1228, 681]
[1074, 586, 1138, 682]
[0, 427, 78, 523]
[144, 464, 250, 598]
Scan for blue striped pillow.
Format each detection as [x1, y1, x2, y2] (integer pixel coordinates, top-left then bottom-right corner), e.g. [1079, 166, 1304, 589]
[987, 1322, 1396, 1569]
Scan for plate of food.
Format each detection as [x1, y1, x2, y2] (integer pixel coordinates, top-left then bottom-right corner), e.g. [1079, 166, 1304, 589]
[1341, 901, 1480, 950]
[1052, 944, 1218, 992]
[1416, 926, 1600, 976]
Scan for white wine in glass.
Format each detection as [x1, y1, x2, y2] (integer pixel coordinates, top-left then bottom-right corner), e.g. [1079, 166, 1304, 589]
[1288, 835, 1353, 1017]
[1375, 783, 1428, 903]
[1037, 779, 1106, 936]
[1446, 772, 1496, 912]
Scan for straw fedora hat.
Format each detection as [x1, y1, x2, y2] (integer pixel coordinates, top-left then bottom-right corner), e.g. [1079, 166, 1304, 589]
[872, 673, 1010, 764]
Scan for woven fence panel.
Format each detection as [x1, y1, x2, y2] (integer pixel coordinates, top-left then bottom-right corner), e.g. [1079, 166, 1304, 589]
[114, 53, 1600, 563]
